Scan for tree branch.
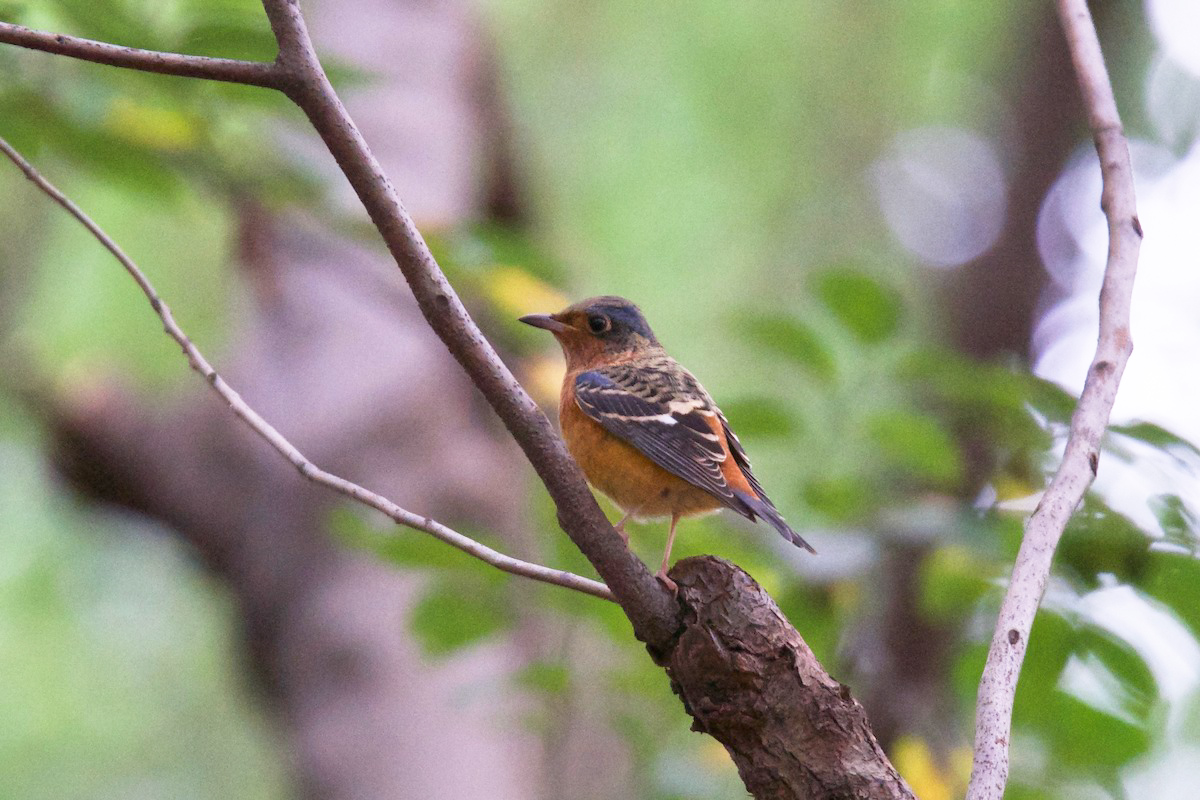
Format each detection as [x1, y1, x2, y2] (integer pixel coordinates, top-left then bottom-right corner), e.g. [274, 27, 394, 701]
[0, 21, 283, 88]
[0, 6, 669, 633]
[967, 3, 1142, 798]
[0, 135, 613, 603]
[665, 558, 914, 800]
[258, 0, 680, 644]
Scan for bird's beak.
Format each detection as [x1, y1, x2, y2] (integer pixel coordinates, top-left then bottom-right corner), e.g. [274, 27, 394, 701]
[519, 313, 571, 334]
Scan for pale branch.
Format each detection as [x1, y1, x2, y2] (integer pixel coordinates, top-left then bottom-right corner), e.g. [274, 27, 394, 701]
[0, 135, 614, 604]
[0, 21, 283, 88]
[966, 3, 1142, 799]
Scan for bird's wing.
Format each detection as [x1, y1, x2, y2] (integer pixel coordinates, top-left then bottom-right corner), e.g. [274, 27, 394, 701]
[575, 362, 817, 552]
[717, 409, 817, 553]
[573, 363, 738, 506]
[717, 411, 775, 509]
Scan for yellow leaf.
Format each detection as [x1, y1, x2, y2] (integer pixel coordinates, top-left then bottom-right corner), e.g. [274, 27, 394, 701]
[830, 579, 861, 613]
[891, 736, 968, 800]
[105, 97, 199, 152]
[526, 355, 565, 408]
[484, 266, 568, 317]
[698, 738, 736, 772]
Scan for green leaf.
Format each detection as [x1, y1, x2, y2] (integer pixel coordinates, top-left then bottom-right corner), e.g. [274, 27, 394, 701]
[1144, 552, 1200, 638]
[53, 0, 159, 48]
[734, 312, 836, 381]
[920, 545, 991, 620]
[1057, 500, 1151, 585]
[410, 579, 513, 657]
[717, 396, 801, 439]
[1111, 422, 1200, 458]
[813, 267, 902, 343]
[515, 661, 571, 695]
[1027, 376, 1077, 425]
[1149, 494, 1198, 553]
[802, 475, 873, 522]
[178, 22, 279, 63]
[867, 409, 962, 486]
[0, 3, 29, 24]
[1048, 693, 1150, 768]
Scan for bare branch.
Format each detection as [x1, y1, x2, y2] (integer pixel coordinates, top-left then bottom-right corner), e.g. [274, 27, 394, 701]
[0, 0, 675, 633]
[0, 21, 283, 88]
[967, 3, 1142, 798]
[258, 0, 679, 644]
[0, 135, 614, 603]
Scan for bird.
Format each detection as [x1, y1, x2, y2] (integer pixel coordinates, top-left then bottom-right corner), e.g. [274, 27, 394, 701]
[520, 295, 814, 588]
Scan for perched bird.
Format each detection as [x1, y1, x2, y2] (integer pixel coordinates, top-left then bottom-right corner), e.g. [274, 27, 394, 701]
[520, 296, 814, 587]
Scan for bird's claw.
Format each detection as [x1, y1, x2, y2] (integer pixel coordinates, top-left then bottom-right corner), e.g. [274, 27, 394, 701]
[655, 569, 678, 594]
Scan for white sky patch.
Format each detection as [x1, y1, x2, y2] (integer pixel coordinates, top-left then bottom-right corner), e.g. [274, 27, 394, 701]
[1035, 138, 1200, 444]
[1122, 742, 1200, 799]
[1058, 651, 1145, 728]
[1147, 0, 1200, 78]
[1076, 585, 1200, 710]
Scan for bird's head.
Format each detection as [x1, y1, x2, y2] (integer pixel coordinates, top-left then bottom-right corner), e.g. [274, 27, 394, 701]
[520, 295, 660, 369]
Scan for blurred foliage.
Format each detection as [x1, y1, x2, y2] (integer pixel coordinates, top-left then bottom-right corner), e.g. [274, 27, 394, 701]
[3, 1, 1199, 800]
[0, 429, 287, 799]
[1, 1, 303, 796]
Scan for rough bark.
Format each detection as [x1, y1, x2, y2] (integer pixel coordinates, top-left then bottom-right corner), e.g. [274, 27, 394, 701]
[662, 558, 915, 800]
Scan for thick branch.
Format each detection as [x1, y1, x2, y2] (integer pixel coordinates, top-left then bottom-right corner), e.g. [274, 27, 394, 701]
[0, 22, 283, 88]
[664, 558, 915, 800]
[258, 0, 678, 644]
[967, 3, 1141, 798]
[0, 135, 613, 603]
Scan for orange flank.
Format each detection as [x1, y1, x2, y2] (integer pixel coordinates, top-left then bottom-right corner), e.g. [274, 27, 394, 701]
[560, 375, 726, 521]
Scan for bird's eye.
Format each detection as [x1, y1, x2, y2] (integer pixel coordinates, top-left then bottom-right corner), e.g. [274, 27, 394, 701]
[587, 314, 611, 334]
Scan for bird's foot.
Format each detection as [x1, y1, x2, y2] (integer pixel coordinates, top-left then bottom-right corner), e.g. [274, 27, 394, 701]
[655, 568, 678, 594]
[614, 520, 630, 546]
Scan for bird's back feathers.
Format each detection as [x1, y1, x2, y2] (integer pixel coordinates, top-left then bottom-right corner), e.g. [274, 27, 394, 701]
[573, 357, 814, 552]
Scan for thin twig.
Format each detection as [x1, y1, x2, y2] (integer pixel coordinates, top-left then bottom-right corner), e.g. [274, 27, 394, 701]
[0, 1, 674, 641]
[0, 135, 614, 603]
[0, 22, 283, 88]
[966, 2, 1141, 798]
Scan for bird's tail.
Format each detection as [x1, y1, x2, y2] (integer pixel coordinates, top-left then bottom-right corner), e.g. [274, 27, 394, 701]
[733, 489, 817, 554]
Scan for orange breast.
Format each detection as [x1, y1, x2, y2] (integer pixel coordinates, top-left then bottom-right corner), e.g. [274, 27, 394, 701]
[559, 375, 729, 519]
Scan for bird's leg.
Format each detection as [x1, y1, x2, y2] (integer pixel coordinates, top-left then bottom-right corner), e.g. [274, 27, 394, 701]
[656, 514, 680, 592]
[613, 509, 635, 545]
